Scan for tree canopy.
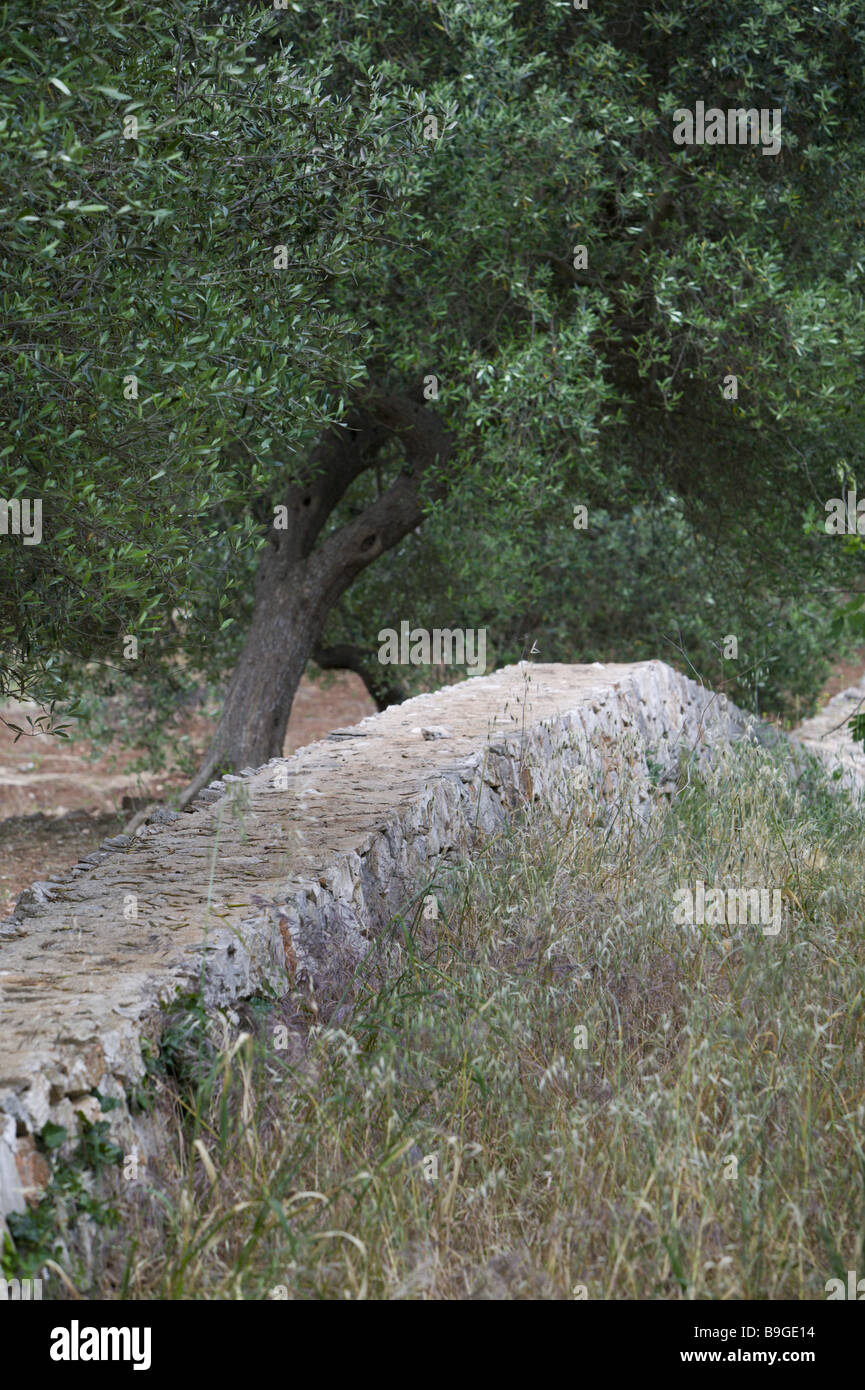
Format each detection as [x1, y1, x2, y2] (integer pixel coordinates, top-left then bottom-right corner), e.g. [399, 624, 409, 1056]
[3, 0, 865, 767]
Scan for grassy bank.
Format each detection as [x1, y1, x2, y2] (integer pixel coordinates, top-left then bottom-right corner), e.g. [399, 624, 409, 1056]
[40, 738, 865, 1299]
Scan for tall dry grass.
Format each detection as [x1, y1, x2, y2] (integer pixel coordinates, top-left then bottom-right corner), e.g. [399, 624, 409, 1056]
[71, 738, 865, 1299]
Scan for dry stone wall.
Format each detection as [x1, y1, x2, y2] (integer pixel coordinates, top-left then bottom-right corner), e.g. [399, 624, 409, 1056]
[791, 674, 865, 794]
[0, 658, 846, 1228]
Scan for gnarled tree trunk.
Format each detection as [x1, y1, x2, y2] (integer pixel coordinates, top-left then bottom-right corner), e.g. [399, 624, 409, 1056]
[179, 386, 452, 805]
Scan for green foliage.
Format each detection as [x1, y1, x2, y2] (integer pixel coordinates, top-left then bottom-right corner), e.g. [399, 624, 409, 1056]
[1, 1101, 123, 1282]
[849, 712, 865, 749]
[3, 0, 865, 731]
[39, 1121, 68, 1150]
[313, 0, 865, 714]
[0, 0, 422, 713]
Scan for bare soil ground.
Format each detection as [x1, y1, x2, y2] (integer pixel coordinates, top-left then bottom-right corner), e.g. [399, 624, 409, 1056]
[0, 673, 374, 918]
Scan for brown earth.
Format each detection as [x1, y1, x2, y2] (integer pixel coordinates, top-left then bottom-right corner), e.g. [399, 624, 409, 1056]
[814, 648, 865, 703]
[0, 673, 375, 918]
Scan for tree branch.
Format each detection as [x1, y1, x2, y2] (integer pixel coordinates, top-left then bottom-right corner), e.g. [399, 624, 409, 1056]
[312, 641, 407, 710]
[307, 390, 454, 601]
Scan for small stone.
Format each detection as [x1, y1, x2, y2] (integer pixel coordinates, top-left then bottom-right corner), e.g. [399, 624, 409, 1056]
[14, 1135, 51, 1204]
[15, 883, 57, 909]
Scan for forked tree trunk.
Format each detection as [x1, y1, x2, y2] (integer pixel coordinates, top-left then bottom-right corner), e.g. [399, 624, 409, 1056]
[179, 388, 452, 806]
[312, 641, 407, 711]
[183, 573, 323, 797]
